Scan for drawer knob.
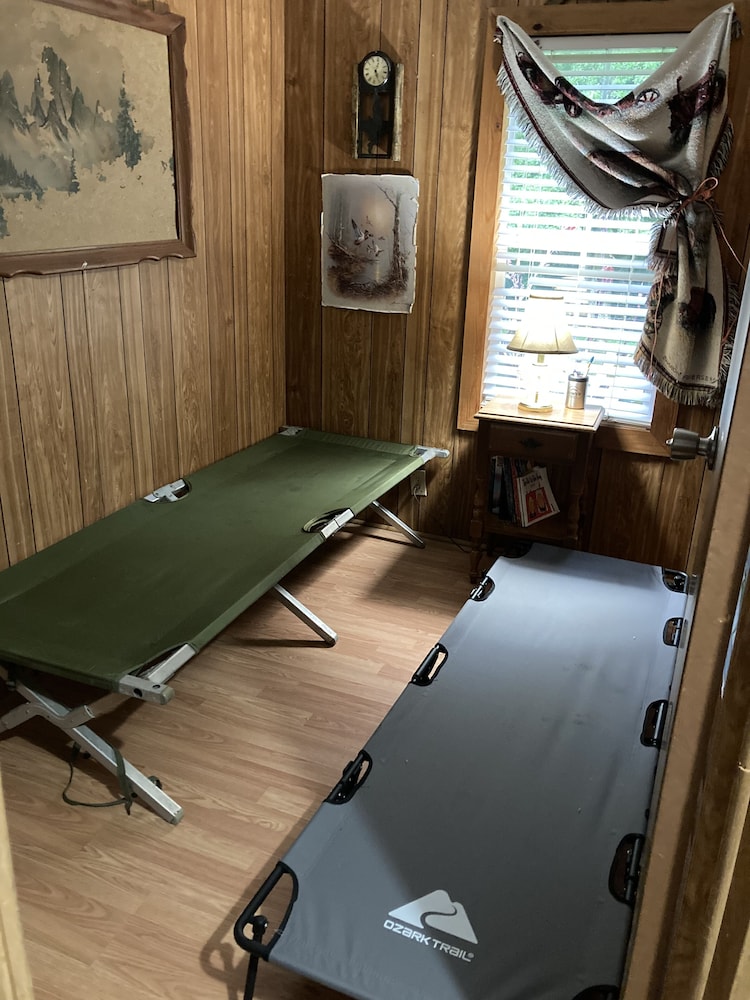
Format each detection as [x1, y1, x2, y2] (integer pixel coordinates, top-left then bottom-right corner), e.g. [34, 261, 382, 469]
[520, 436, 542, 450]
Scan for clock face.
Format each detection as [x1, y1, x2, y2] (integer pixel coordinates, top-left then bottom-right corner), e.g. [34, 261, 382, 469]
[362, 53, 390, 88]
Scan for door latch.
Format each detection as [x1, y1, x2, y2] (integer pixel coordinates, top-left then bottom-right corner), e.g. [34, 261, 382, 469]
[666, 425, 718, 469]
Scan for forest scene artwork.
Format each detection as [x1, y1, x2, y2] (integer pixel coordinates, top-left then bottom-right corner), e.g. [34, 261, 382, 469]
[322, 173, 418, 313]
[0, 0, 178, 259]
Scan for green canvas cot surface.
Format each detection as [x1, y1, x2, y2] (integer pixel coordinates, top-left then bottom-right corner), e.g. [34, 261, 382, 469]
[0, 429, 424, 690]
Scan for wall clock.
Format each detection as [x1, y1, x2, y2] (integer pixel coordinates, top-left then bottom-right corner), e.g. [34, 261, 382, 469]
[353, 50, 402, 160]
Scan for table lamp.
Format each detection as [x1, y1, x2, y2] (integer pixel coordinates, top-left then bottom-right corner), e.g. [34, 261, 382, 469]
[508, 292, 578, 412]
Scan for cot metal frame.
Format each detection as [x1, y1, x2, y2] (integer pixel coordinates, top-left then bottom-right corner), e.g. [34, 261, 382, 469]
[0, 661, 186, 823]
[0, 570, 344, 825]
[0, 474, 443, 823]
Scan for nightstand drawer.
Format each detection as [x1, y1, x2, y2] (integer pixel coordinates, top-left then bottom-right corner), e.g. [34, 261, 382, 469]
[485, 423, 578, 463]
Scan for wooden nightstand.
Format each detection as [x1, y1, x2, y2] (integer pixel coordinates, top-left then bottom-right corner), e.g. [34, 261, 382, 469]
[469, 395, 603, 580]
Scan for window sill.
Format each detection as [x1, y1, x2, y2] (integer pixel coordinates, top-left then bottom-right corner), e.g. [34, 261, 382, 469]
[594, 394, 677, 457]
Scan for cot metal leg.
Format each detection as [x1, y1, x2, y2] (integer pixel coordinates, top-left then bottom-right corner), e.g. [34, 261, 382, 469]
[273, 586, 337, 646]
[0, 680, 184, 824]
[369, 499, 425, 548]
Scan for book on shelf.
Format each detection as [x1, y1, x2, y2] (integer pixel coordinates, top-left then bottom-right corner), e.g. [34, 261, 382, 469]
[489, 459, 559, 528]
[489, 456, 506, 518]
[489, 456, 521, 522]
[517, 466, 560, 527]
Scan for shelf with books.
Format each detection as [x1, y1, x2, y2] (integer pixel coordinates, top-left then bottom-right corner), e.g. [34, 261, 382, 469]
[489, 457, 560, 529]
[469, 395, 603, 581]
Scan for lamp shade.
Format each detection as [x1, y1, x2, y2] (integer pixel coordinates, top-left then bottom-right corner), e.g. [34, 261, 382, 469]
[508, 292, 578, 355]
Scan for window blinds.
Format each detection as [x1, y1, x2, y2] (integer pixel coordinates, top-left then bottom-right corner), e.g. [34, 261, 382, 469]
[484, 34, 681, 425]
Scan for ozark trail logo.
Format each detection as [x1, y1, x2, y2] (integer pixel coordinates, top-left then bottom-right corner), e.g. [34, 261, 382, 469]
[383, 890, 477, 963]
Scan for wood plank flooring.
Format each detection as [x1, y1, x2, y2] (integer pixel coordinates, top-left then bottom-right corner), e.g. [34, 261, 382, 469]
[0, 530, 470, 1000]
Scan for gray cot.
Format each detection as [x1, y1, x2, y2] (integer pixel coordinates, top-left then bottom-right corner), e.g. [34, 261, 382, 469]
[234, 544, 688, 1000]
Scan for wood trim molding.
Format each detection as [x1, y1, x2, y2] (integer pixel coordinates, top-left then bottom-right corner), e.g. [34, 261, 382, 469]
[0, 774, 34, 999]
[457, 8, 504, 432]
[595, 393, 677, 457]
[502, 1, 746, 37]
[629, 317, 750, 1000]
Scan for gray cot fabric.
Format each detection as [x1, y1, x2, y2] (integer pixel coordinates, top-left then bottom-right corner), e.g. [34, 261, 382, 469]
[262, 545, 687, 1000]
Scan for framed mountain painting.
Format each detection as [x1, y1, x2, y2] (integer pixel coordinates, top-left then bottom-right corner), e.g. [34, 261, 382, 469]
[0, 0, 194, 276]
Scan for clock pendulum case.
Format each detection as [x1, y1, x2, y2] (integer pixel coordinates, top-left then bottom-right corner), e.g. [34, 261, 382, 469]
[353, 50, 402, 160]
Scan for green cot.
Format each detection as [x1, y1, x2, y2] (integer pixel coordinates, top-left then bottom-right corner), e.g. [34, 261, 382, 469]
[0, 427, 447, 823]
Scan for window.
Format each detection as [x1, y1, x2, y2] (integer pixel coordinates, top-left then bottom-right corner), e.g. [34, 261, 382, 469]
[477, 34, 681, 426]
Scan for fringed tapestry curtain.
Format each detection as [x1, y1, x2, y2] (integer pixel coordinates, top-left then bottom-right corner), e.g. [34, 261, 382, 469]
[495, 4, 740, 406]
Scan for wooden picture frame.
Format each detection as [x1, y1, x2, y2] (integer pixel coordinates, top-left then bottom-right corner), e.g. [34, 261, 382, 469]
[0, 0, 194, 277]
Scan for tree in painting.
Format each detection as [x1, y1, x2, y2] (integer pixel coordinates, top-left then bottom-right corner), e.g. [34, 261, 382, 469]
[117, 74, 143, 170]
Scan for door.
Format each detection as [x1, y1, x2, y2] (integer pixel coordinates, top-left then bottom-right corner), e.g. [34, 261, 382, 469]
[0, 774, 35, 999]
[623, 267, 750, 999]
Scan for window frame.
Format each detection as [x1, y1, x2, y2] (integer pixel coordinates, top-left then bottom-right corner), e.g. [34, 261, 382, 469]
[457, 4, 704, 455]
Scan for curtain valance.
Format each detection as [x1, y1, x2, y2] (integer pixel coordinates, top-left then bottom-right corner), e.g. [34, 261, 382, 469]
[495, 4, 740, 406]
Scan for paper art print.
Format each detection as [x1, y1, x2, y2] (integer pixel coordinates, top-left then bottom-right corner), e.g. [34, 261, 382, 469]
[322, 173, 418, 313]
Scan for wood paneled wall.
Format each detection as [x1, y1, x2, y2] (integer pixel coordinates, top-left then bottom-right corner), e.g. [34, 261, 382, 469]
[2, 0, 748, 571]
[285, 0, 750, 570]
[0, 0, 285, 567]
[285, 0, 485, 544]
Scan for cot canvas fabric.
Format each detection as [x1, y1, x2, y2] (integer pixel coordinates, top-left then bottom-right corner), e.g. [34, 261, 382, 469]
[0, 429, 423, 688]
[495, 4, 738, 406]
[245, 546, 687, 999]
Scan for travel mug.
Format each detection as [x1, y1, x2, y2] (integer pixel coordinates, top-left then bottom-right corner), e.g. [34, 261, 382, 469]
[565, 373, 587, 409]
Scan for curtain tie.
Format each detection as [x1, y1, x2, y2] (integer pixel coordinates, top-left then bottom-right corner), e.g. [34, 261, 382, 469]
[672, 176, 718, 219]
[669, 177, 745, 274]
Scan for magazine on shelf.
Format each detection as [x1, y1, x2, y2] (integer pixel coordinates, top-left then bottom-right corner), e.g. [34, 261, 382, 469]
[517, 466, 559, 527]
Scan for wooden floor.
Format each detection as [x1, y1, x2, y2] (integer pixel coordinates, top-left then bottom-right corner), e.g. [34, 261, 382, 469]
[0, 530, 470, 1000]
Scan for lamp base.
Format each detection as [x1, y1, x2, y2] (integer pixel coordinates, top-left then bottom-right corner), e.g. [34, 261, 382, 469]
[517, 399, 554, 413]
[516, 357, 555, 413]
